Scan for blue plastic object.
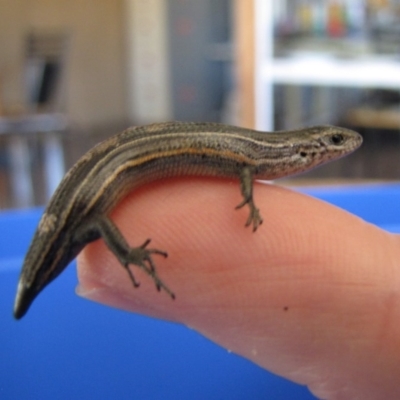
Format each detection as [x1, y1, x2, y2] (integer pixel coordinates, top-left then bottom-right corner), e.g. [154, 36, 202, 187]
[1, 183, 399, 400]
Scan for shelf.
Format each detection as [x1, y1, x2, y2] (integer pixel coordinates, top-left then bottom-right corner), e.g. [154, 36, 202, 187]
[263, 57, 400, 88]
[253, 0, 400, 130]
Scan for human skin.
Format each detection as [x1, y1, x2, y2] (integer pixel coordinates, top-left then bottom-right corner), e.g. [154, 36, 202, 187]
[76, 178, 400, 400]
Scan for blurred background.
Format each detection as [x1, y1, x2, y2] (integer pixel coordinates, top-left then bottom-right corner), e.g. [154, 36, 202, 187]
[0, 0, 399, 209]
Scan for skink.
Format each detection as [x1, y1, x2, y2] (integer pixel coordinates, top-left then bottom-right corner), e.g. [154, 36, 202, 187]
[13, 121, 363, 319]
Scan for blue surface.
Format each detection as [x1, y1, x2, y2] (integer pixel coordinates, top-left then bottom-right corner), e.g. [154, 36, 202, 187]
[1, 183, 399, 400]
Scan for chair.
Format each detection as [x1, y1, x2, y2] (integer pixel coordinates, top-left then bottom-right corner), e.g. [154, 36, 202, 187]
[0, 30, 69, 207]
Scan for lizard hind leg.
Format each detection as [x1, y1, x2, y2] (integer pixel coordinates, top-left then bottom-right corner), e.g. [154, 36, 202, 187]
[124, 239, 175, 299]
[90, 216, 175, 299]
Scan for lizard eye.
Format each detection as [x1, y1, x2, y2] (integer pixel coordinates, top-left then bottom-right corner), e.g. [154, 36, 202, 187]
[330, 133, 344, 145]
